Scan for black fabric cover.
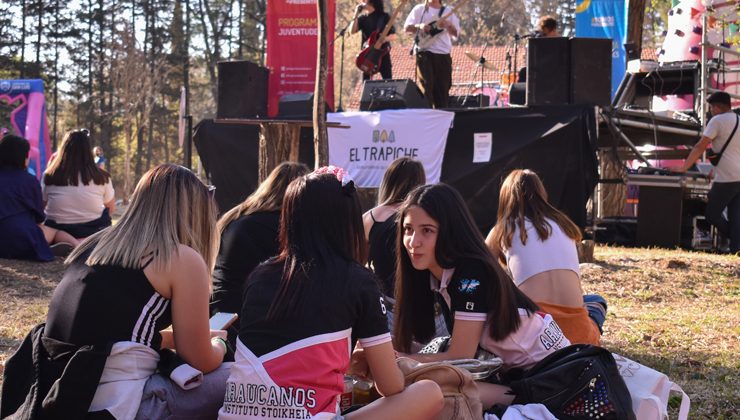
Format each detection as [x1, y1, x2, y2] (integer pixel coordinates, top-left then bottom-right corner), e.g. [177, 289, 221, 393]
[441, 105, 598, 232]
[193, 105, 597, 231]
[193, 120, 315, 214]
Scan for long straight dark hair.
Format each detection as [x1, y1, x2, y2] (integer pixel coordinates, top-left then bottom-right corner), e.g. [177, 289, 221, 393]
[267, 172, 367, 320]
[393, 183, 538, 352]
[44, 130, 110, 186]
[377, 157, 426, 206]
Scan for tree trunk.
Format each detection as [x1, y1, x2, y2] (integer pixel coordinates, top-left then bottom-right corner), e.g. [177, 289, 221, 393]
[627, 0, 647, 56]
[313, 0, 329, 169]
[258, 124, 297, 182]
[598, 150, 627, 217]
[20, 0, 27, 78]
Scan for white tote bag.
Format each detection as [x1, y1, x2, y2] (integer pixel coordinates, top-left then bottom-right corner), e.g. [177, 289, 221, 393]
[612, 353, 690, 420]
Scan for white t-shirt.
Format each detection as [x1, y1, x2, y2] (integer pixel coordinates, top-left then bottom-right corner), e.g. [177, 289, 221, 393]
[703, 111, 740, 183]
[404, 4, 459, 55]
[43, 178, 114, 224]
[503, 218, 581, 286]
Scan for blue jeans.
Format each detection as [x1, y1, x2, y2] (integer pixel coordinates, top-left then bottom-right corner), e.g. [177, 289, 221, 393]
[584, 294, 607, 334]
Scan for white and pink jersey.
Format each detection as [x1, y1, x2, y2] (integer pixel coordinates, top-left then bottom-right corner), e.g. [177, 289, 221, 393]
[219, 259, 391, 419]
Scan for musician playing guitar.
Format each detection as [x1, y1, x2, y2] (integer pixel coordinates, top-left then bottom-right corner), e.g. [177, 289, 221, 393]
[404, 0, 460, 108]
[351, 0, 397, 80]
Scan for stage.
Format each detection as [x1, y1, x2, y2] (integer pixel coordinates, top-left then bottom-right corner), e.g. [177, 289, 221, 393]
[194, 104, 598, 234]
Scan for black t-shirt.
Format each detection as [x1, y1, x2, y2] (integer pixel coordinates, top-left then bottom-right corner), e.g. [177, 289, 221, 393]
[367, 213, 398, 297]
[358, 11, 396, 49]
[211, 211, 280, 317]
[238, 257, 389, 357]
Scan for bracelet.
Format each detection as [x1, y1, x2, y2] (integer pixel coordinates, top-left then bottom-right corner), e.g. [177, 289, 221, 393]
[212, 337, 228, 355]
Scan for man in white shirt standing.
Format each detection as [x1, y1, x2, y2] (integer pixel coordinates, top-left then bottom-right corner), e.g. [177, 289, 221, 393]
[404, 0, 460, 109]
[679, 91, 740, 253]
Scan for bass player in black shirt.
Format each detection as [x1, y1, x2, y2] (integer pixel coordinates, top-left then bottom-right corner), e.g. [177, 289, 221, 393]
[350, 0, 397, 80]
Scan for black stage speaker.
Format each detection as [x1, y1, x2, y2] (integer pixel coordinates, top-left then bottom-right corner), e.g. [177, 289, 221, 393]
[360, 79, 430, 111]
[217, 60, 268, 119]
[527, 37, 570, 106]
[508, 83, 526, 106]
[570, 38, 612, 106]
[637, 186, 684, 248]
[448, 94, 490, 109]
[277, 93, 333, 120]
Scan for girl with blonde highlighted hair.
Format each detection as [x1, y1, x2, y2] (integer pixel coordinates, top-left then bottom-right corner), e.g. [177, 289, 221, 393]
[42, 164, 230, 418]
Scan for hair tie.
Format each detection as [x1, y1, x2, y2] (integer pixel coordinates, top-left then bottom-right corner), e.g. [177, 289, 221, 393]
[314, 165, 356, 196]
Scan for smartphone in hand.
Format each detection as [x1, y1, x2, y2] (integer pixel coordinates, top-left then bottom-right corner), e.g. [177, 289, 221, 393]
[209, 312, 238, 330]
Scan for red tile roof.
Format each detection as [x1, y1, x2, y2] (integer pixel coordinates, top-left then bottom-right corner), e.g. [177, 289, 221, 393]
[345, 45, 659, 110]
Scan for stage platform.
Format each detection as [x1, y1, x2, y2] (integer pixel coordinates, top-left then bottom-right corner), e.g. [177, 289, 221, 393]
[194, 105, 598, 233]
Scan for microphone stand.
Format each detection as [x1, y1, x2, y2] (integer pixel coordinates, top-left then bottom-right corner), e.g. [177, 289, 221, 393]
[334, 17, 354, 112]
[478, 42, 489, 108]
[513, 34, 521, 83]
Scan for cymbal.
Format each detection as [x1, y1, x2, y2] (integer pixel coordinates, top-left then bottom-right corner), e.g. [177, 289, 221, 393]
[464, 50, 496, 71]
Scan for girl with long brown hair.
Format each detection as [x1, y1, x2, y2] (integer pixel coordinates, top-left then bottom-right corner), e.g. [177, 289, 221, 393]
[211, 161, 309, 329]
[485, 169, 605, 345]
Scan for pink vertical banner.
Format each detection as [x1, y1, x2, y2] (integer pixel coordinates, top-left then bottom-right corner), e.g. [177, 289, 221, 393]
[266, 0, 335, 117]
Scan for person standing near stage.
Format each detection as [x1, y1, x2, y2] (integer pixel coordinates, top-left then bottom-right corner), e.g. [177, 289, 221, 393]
[679, 91, 740, 254]
[404, 0, 460, 109]
[350, 0, 397, 80]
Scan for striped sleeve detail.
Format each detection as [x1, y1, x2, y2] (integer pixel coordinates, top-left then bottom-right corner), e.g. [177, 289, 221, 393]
[131, 293, 169, 346]
[358, 332, 392, 348]
[454, 312, 487, 322]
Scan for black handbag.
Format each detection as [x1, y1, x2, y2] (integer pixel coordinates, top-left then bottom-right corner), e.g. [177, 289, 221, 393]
[506, 344, 635, 420]
[707, 114, 738, 166]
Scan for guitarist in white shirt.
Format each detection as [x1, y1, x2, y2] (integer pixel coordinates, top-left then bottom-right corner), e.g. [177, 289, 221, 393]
[351, 0, 397, 80]
[404, 0, 461, 108]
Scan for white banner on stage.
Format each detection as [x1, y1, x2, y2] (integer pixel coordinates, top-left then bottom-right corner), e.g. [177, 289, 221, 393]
[327, 109, 454, 188]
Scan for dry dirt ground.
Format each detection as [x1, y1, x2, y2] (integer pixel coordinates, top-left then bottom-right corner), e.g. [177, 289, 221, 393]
[0, 246, 738, 418]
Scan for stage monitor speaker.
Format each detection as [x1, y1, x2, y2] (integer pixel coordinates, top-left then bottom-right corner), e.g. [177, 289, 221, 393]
[217, 60, 268, 119]
[526, 37, 570, 106]
[637, 186, 683, 248]
[277, 93, 333, 120]
[448, 94, 490, 109]
[360, 79, 430, 111]
[508, 83, 526, 106]
[570, 38, 612, 106]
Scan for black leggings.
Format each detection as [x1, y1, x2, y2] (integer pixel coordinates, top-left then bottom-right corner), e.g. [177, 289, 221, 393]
[45, 208, 112, 239]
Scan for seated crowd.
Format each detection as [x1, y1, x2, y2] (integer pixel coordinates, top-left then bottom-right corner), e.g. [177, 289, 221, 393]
[1, 145, 610, 419]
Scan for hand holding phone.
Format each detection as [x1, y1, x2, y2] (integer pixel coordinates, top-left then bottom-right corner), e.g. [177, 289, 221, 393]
[209, 312, 238, 330]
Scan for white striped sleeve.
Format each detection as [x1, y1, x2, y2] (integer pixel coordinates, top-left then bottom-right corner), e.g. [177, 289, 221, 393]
[454, 312, 487, 322]
[358, 332, 392, 348]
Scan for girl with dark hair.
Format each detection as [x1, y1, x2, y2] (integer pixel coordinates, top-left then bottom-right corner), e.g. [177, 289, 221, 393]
[0, 134, 78, 261]
[394, 183, 570, 408]
[363, 157, 426, 299]
[219, 167, 443, 420]
[486, 169, 604, 345]
[43, 129, 116, 239]
[211, 162, 310, 337]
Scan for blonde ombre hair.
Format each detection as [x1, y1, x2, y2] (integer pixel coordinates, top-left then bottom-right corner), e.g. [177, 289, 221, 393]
[67, 164, 219, 272]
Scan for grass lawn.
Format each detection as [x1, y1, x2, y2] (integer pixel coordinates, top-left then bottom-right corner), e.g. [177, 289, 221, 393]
[1, 245, 738, 418]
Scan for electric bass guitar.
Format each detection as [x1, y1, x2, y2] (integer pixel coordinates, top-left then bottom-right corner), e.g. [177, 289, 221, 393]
[355, 0, 409, 76]
[414, 0, 470, 52]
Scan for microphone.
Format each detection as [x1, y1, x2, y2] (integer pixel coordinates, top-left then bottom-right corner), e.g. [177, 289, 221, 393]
[514, 31, 541, 40]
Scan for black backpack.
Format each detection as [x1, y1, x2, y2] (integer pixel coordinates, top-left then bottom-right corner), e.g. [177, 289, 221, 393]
[506, 344, 635, 420]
